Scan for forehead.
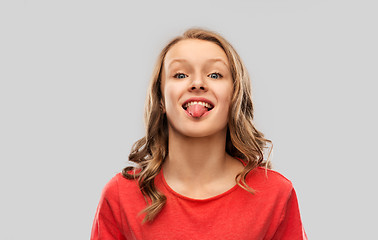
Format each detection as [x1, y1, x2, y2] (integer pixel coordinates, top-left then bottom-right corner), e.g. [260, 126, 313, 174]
[164, 39, 230, 69]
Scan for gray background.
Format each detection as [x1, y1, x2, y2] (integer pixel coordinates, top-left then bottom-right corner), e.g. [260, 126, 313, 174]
[1, 0, 377, 239]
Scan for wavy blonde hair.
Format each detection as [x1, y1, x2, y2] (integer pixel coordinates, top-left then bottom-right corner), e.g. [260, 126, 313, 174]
[122, 27, 272, 223]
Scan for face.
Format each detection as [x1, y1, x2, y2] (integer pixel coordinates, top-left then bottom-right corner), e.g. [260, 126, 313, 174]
[160, 39, 233, 138]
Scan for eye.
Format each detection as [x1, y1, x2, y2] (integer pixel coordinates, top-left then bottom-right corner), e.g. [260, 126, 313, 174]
[208, 72, 223, 79]
[173, 73, 187, 79]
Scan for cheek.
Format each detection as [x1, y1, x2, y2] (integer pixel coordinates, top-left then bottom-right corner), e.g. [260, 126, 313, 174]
[217, 86, 233, 121]
[216, 83, 233, 106]
[163, 83, 180, 112]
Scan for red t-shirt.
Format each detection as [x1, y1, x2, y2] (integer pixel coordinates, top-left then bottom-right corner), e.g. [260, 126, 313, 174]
[91, 167, 307, 240]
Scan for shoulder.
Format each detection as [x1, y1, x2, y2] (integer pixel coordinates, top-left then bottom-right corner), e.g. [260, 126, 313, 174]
[99, 173, 121, 200]
[246, 167, 294, 197]
[98, 172, 147, 216]
[100, 172, 140, 200]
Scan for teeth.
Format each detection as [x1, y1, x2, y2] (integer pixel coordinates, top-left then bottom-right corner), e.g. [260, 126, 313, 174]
[184, 101, 213, 109]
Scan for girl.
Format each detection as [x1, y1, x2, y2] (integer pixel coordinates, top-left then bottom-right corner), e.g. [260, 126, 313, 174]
[91, 28, 307, 239]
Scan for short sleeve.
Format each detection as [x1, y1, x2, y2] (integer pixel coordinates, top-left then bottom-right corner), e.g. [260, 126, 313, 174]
[272, 188, 308, 240]
[91, 175, 126, 240]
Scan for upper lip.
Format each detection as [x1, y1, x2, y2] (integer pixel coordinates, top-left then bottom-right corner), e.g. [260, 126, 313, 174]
[182, 97, 215, 109]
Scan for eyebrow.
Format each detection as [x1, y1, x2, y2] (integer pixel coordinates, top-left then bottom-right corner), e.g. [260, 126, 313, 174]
[166, 58, 229, 69]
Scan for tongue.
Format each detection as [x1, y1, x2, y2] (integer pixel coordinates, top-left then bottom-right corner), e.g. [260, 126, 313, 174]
[187, 104, 208, 118]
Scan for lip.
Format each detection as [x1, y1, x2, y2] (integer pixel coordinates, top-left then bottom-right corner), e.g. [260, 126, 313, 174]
[182, 97, 215, 108]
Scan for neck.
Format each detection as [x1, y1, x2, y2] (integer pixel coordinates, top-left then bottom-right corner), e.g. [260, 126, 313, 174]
[163, 125, 231, 184]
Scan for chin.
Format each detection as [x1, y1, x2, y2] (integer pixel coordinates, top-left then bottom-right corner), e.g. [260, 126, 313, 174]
[166, 114, 228, 138]
[182, 131, 214, 138]
[178, 125, 226, 138]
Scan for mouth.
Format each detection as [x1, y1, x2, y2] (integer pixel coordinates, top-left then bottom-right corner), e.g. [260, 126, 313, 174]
[182, 99, 214, 118]
[182, 101, 214, 111]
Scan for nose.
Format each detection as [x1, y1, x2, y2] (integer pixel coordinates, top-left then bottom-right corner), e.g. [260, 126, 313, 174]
[189, 75, 207, 92]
